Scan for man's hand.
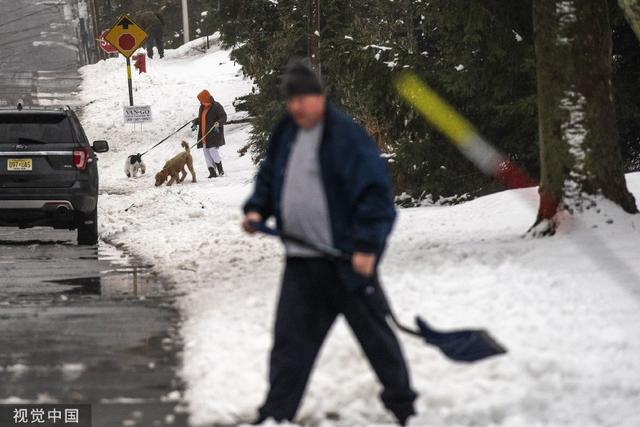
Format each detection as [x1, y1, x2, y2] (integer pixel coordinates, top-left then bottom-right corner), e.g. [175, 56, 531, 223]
[352, 252, 377, 277]
[242, 211, 263, 234]
[213, 121, 220, 128]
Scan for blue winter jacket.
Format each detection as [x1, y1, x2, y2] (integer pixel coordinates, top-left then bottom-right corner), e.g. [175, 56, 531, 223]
[243, 104, 396, 290]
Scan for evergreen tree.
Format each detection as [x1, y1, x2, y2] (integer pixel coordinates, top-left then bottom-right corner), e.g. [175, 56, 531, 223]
[209, 0, 640, 202]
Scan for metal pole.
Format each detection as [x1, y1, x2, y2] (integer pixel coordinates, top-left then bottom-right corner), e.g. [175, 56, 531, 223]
[181, 0, 190, 44]
[201, 11, 209, 49]
[88, 0, 101, 61]
[126, 57, 134, 106]
[307, 0, 320, 75]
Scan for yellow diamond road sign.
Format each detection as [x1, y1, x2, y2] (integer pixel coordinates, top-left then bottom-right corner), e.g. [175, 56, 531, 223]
[104, 15, 148, 58]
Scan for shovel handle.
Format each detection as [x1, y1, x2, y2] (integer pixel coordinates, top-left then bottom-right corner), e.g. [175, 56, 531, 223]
[249, 221, 349, 260]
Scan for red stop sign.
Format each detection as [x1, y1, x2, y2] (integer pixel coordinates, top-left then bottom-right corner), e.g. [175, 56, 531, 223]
[99, 30, 117, 54]
[118, 34, 136, 51]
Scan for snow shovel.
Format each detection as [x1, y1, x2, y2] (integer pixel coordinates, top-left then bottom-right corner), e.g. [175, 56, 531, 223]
[250, 221, 507, 363]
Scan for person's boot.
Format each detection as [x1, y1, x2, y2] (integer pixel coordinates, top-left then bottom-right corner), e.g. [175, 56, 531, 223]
[248, 414, 267, 425]
[394, 406, 416, 426]
[215, 162, 224, 176]
[249, 413, 286, 425]
[207, 166, 217, 178]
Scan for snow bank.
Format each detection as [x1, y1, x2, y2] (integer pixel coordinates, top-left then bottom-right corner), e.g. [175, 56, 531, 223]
[79, 39, 640, 426]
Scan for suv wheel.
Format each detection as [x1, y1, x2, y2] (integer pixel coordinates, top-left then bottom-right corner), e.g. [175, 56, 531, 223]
[77, 209, 98, 245]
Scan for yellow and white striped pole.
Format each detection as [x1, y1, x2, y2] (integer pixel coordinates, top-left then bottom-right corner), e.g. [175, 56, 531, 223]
[126, 57, 134, 106]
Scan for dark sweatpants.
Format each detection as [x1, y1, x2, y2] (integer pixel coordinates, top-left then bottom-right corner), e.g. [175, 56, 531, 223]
[259, 257, 417, 423]
[145, 30, 164, 58]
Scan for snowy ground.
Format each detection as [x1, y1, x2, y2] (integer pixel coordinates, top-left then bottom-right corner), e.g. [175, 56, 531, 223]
[79, 38, 640, 427]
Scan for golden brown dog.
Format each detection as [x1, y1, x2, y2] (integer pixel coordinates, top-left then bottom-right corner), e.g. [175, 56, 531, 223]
[154, 141, 197, 186]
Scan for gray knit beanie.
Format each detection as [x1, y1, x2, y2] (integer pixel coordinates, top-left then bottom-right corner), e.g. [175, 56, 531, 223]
[281, 60, 324, 98]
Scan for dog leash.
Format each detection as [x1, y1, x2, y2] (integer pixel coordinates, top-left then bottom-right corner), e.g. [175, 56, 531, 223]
[139, 118, 195, 157]
[190, 124, 219, 150]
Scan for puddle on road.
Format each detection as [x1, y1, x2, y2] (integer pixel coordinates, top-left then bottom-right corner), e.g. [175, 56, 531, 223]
[49, 242, 169, 299]
[52, 268, 165, 298]
[0, 229, 168, 300]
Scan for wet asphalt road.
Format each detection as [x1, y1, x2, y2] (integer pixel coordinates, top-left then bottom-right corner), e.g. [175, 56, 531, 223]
[1, 1, 189, 426]
[0, 0, 82, 106]
[0, 229, 188, 427]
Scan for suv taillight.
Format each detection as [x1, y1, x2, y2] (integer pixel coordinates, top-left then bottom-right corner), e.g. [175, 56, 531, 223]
[73, 148, 89, 171]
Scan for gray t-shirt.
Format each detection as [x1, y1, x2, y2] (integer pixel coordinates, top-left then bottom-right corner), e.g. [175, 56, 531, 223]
[281, 123, 333, 257]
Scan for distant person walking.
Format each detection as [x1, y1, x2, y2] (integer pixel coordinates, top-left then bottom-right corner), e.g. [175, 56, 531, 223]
[193, 89, 227, 178]
[242, 61, 417, 425]
[137, 10, 165, 59]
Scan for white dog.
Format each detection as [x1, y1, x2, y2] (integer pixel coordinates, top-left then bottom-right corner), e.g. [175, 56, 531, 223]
[124, 153, 146, 178]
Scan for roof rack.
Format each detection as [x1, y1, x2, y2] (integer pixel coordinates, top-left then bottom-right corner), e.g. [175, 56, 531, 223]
[0, 104, 69, 112]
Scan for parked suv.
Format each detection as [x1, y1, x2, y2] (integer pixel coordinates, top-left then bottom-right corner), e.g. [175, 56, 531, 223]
[0, 104, 109, 245]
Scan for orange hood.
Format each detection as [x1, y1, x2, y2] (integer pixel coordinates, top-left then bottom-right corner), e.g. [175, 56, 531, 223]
[197, 89, 212, 106]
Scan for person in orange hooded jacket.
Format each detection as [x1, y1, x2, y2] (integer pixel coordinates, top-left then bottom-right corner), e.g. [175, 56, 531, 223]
[192, 89, 227, 178]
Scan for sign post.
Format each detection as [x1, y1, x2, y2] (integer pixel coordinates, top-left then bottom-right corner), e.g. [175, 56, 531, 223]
[104, 15, 148, 107]
[125, 58, 133, 106]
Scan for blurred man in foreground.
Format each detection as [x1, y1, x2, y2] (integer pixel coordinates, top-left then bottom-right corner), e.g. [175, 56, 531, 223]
[242, 60, 416, 425]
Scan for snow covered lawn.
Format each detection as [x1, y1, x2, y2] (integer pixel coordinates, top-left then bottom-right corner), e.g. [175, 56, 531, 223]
[79, 38, 640, 426]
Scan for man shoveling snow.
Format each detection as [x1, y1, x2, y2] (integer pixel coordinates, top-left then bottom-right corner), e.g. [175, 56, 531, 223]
[242, 60, 417, 425]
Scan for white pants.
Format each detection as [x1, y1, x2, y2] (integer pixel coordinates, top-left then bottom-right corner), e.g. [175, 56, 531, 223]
[203, 146, 222, 168]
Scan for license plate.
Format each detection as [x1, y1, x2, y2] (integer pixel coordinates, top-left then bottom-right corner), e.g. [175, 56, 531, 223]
[7, 158, 33, 171]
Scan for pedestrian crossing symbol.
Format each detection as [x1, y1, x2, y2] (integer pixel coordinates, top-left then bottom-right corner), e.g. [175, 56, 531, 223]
[104, 15, 148, 58]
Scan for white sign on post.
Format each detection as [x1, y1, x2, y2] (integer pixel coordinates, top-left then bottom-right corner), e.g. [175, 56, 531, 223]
[123, 105, 152, 123]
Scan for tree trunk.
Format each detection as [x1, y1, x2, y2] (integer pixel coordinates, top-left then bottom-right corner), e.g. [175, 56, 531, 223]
[532, 0, 637, 231]
[308, 0, 321, 75]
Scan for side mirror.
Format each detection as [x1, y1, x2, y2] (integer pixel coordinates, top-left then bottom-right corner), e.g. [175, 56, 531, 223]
[92, 140, 109, 153]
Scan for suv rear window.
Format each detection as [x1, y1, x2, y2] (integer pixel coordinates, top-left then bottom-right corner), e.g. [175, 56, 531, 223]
[0, 114, 74, 144]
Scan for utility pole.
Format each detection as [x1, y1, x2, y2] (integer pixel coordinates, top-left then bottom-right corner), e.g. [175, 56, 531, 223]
[308, 0, 320, 75]
[77, 0, 91, 64]
[201, 11, 209, 49]
[88, 0, 101, 61]
[181, 0, 190, 44]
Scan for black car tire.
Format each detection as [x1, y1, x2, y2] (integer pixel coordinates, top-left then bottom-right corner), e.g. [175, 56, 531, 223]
[77, 209, 98, 245]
